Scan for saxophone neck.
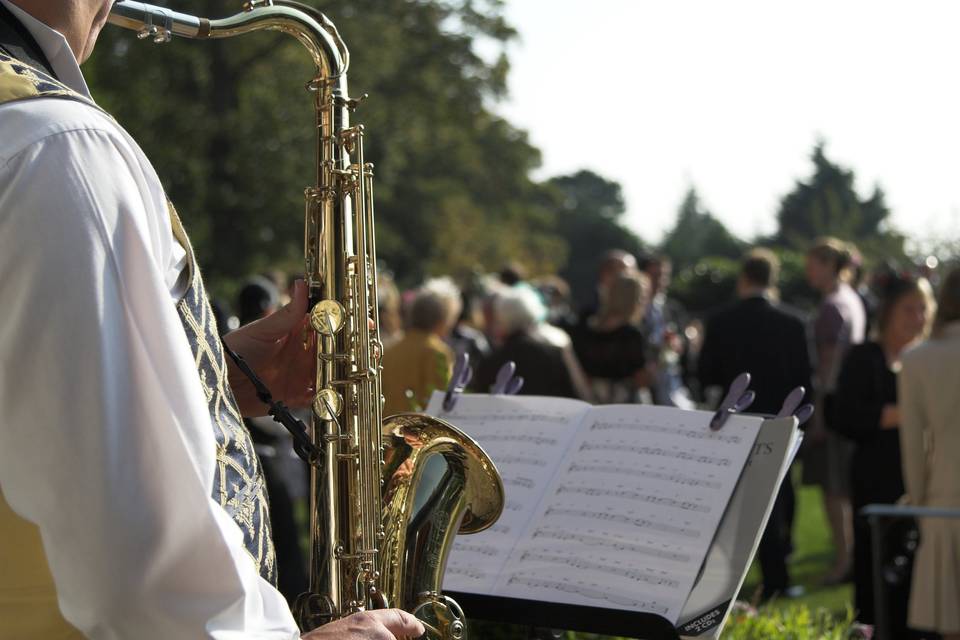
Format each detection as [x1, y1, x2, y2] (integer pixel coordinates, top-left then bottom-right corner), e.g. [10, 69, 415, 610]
[108, 0, 348, 79]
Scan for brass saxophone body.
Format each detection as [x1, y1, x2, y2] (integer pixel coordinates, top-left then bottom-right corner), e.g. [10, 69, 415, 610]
[108, 3, 504, 638]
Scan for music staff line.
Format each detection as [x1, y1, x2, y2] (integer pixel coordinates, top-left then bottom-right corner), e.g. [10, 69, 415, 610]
[530, 528, 690, 563]
[495, 455, 548, 467]
[453, 542, 499, 557]
[556, 485, 710, 514]
[519, 551, 681, 589]
[450, 413, 571, 426]
[568, 463, 721, 490]
[589, 420, 742, 445]
[447, 565, 488, 581]
[579, 442, 731, 467]
[503, 477, 536, 490]
[482, 434, 560, 446]
[506, 575, 669, 615]
[543, 507, 700, 539]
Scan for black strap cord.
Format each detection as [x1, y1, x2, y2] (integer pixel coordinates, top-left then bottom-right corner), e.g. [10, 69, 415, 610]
[221, 340, 322, 466]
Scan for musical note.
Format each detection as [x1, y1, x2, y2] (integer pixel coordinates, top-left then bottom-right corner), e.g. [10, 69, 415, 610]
[530, 528, 690, 562]
[505, 500, 523, 512]
[482, 434, 559, 446]
[505, 575, 669, 615]
[579, 442, 731, 467]
[542, 507, 700, 538]
[567, 463, 721, 489]
[556, 485, 710, 513]
[503, 476, 535, 489]
[453, 543, 500, 557]
[446, 565, 488, 581]
[494, 455, 547, 467]
[489, 524, 511, 535]
[446, 411, 572, 425]
[518, 551, 681, 589]
[590, 420, 742, 445]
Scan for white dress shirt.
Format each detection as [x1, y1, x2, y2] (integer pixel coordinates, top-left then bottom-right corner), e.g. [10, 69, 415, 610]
[0, 3, 300, 638]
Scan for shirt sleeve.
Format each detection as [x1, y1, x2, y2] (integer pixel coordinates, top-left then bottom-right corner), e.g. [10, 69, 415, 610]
[0, 127, 299, 639]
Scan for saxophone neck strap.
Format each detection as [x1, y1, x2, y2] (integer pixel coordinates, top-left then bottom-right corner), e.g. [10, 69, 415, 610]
[221, 340, 322, 465]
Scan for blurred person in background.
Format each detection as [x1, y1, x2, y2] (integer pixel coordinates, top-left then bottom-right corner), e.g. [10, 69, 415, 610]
[237, 276, 309, 605]
[899, 267, 960, 640]
[381, 278, 460, 414]
[831, 273, 934, 634]
[640, 254, 692, 407]
[571, 270, 650, 404]
[802, 237, 867, 585]
[449, 289, 491, 371]
[475, 285, 580, 398]
[535, 274, 577, 329]
[377, 271, 403, 348]
[576, 249, 638, 324]
[698, 248, 813, 600]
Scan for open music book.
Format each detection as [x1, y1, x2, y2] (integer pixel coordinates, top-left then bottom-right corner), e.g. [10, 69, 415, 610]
[424, 392, 801, 639]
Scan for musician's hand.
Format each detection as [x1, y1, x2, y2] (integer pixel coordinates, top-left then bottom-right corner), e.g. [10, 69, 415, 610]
[301, 609, 426, 640]
[224, 279, 315, 416]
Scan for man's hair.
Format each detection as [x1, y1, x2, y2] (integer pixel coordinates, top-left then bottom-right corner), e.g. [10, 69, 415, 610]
[237, 275, 279, 325]
[740, 248, 780, 289]
[807, 237, 856, 278]
[638, 253, 670, 272]
[493, 286, 546, 336]
[409, 278, 461, 332]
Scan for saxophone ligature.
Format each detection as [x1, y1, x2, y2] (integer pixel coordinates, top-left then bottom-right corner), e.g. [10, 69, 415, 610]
[108, 2, 504, 638]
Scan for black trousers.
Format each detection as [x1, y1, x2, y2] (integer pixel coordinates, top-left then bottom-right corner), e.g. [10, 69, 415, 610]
[758, 471, 795, 597]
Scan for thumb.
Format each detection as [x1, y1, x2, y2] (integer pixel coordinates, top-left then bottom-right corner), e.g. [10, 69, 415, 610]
[251, 279, 309, 337]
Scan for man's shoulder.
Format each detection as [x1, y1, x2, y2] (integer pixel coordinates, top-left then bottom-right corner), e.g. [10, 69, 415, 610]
[0, 96, 121, 165]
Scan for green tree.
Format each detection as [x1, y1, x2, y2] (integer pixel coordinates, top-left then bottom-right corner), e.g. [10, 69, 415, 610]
[775, 142, 904, 259]
[546, 170, 646, 308]
[660, 187, 744, 271]
[86, 0, 564, 293]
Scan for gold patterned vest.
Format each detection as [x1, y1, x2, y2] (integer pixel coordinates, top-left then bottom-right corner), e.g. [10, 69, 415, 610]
[0, 52, 275, 639]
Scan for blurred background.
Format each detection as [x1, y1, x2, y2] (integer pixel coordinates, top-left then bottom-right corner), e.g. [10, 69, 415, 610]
[87, 0, 959, 306]
[87, 1, 960, 636]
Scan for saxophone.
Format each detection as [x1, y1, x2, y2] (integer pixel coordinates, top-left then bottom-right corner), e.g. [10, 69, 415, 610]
[108, 3, 504, 638]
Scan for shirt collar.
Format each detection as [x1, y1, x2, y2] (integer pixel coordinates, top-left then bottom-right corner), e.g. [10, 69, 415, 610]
[0, 0, 92, 98]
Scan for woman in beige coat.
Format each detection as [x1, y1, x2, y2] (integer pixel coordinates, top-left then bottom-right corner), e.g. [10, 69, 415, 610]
[899, 266, 960, 639]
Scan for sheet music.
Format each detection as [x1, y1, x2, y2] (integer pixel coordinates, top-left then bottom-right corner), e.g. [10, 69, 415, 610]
[678, 417, 800, 636]
[425, 392, 591, 593]
[494, 404, 760, 624]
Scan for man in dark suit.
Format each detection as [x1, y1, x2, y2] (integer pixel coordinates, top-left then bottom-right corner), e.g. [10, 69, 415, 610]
[698, 248, 813, 599]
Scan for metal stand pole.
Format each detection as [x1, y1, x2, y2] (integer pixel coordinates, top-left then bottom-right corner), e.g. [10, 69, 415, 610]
[868, 514, 891, 640]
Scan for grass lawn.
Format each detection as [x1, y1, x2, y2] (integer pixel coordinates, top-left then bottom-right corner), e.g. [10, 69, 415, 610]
[469, 469, 855, 639]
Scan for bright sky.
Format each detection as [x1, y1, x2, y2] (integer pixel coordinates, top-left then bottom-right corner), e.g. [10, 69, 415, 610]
[494, 0, 960, 250]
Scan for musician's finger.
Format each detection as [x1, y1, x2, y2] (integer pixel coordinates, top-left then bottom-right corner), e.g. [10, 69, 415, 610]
[364, 609, 425, 638]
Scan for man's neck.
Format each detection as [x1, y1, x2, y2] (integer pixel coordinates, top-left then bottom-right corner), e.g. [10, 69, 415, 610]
[6, 0, 99, 62]
[738, 286, 770, 300]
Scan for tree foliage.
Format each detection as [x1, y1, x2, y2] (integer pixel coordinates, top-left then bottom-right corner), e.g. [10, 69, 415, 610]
[546, 170, 646, 307]
[661, 187, 744, 271]
[775, 143, 905, 259]
[85, 0, 565, 292]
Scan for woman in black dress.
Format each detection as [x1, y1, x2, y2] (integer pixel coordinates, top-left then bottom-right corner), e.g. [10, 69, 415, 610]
[831, 274, 935, 632]
[571, 270, 650, 404]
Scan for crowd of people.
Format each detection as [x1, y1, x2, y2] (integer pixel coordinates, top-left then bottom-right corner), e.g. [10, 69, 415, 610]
[212, 238, 960, 639]
[207, 237, 960, 638]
